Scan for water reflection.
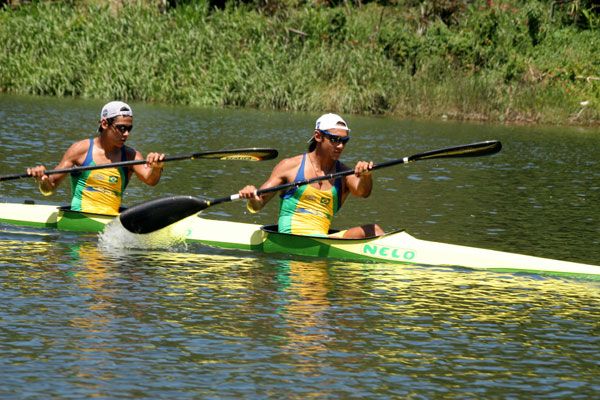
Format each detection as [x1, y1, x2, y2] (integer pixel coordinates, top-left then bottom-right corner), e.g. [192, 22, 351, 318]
[324, 262, 600, 397]
[274, 260, 332, 370]
[1, 94, 600, 398]
[1, 236, 599, 397]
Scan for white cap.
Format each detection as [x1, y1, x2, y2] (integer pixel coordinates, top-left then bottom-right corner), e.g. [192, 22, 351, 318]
[100, 101, 133, 120]
[315, 113, 349, 131]
[308, 113, 350, 151]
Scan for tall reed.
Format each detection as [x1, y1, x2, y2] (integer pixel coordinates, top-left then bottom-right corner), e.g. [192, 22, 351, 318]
[0, 1, 597, 125]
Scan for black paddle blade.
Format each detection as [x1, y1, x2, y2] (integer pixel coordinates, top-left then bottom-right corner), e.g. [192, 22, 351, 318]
[119, 196, 209, 234]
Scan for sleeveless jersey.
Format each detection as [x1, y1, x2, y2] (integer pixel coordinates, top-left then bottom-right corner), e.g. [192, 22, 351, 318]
[70, 138, 129, 215]
[278, 154, 343, 235]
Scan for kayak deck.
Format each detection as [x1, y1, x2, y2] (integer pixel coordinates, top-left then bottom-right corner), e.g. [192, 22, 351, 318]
[170, 213, 600, 279]
[1, 201, 599, 279]
[0, 202, 114, 232]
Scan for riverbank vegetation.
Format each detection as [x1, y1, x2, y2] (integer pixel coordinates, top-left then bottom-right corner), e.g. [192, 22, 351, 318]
[0, 1, 598, 125]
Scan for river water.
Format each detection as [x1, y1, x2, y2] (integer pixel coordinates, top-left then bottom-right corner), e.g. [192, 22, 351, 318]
[1, 94, 599, 398]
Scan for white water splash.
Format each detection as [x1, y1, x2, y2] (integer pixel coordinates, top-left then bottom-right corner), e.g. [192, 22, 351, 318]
[98, 218, 187, 250]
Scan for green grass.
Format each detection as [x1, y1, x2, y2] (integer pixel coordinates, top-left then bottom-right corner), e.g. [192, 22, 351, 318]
[0, 1, 598, 125]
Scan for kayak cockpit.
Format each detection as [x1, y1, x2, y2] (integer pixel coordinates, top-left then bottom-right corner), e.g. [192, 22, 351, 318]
[260, 224, 385, 240]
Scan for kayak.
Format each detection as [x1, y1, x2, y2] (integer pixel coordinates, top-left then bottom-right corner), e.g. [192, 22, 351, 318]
[1, 200, 599, 279]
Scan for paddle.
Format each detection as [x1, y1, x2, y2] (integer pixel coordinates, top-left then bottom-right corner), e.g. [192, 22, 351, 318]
[0, 148, 279, 182]
[119, 140, 501, 234]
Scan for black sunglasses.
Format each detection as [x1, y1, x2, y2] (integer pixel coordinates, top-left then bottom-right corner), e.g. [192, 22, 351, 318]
[319, 129, 350, 145]
[113, 124, 133, 133]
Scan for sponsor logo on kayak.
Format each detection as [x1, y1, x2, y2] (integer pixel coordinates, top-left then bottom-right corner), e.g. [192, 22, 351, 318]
[363, 244, 416, 260]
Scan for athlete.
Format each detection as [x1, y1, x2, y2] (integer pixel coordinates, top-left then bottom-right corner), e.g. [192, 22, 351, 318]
[238, 113, 384, 239]
[27, 101, 165, 216]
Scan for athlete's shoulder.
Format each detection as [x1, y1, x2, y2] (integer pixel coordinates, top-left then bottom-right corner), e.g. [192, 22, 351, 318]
[64, 138, 92, 157]
[276, 153, 303, 170]
[268, 153, 303, 182]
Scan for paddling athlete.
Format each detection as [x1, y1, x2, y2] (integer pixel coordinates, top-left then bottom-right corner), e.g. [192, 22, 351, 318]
[27, 101, 165, 216]
[239, 113, 384, 239]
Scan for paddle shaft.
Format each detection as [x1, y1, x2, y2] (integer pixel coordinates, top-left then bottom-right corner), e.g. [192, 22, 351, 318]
[118, 140, 501, 234]
[0, 148, 278, 182]
[209, 140, 502, 207]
